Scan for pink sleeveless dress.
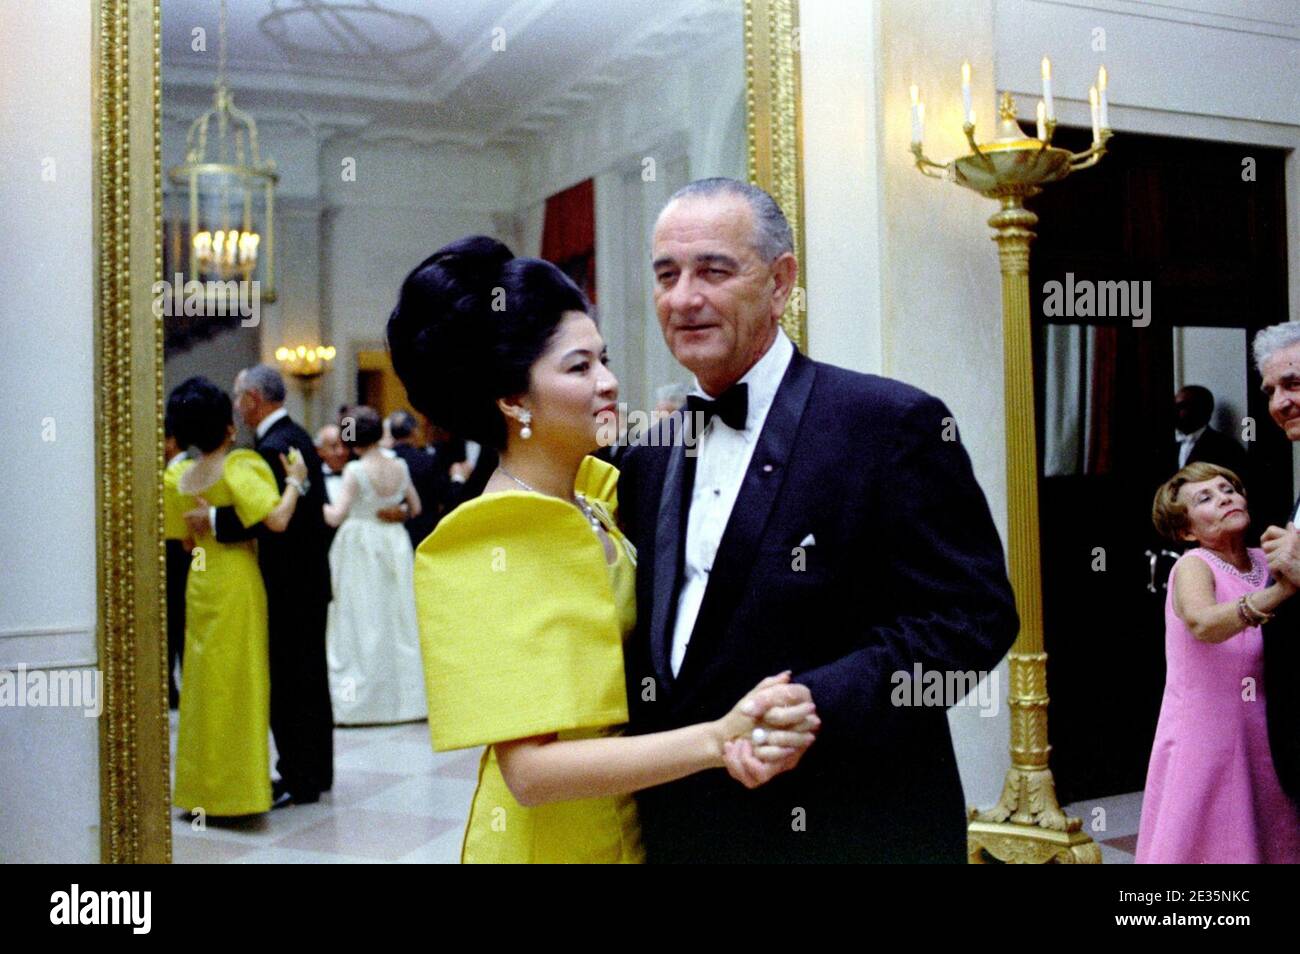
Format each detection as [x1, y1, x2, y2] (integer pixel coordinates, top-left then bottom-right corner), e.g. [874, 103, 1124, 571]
[1135, 548, 1300, 863]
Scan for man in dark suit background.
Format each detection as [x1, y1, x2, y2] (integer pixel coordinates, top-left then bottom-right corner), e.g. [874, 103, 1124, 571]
[184, 365, 334, 806]
[385, 410, 448, 549]
[1172, 384, 1248, 482]
[617, 178, 1019, 863]
[1255, 323, 1300, 809]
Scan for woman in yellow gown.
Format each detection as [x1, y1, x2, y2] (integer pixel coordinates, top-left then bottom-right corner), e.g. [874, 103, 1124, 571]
[164, 377, 309, 817]
[388, 237, 820, 862]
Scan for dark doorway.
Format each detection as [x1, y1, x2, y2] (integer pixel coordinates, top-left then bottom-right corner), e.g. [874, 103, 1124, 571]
[1028, 128, 1291, 804]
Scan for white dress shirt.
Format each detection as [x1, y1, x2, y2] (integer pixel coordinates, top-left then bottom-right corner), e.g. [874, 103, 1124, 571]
[322, 464, 344, 505]
[1175, 425, 1205, 469]
[669, 331, 795, 676]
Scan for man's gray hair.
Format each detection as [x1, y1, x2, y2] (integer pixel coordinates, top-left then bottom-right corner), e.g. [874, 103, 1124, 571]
[1253, 321, 1300, 373]
[664, 177, 794, 261]
[387, 409, 418, 440]
[241, 363, 286, 403]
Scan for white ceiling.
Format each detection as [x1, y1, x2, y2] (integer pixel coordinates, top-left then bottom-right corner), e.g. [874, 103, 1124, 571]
[162, 0, 743, 146]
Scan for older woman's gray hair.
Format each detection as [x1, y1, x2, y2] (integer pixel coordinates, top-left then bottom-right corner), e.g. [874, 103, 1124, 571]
[1253, 321, 1300, 373]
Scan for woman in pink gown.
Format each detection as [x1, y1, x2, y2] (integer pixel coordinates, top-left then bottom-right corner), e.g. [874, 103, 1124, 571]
[1137, 462, 1300, 863]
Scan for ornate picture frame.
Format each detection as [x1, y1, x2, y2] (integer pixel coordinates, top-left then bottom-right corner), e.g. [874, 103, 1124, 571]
[93, 0, 806, 862]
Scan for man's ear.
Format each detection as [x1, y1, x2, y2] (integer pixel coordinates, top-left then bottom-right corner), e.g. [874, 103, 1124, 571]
[769, 252, 798, 319]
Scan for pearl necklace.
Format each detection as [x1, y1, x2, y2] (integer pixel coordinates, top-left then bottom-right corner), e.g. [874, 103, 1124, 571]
[498, 464, 603, 533]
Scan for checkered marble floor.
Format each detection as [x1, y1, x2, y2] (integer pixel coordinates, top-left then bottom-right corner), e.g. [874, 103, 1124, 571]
[1062, 791, 1143, 863]
[169, 711, 1144, 863]
[169, 712, 478, 863]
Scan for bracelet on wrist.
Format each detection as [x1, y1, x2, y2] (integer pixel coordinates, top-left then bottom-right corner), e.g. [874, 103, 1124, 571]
[1238, 594, 1271, 627]
[1244, 593, 1273, 625]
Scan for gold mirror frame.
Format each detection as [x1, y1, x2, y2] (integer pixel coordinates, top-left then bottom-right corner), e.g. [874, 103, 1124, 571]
[94, 0, 806, 863]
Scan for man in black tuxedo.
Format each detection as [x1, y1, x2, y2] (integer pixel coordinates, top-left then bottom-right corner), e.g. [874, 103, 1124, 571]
[185, 365, 334, 805]
[1172, 385, 1248, 482]
[1255, 324, 1300, 808]
[617, 179, 1019, 863]
[386, 410, 448, 548]
[446, 438, 497, 509]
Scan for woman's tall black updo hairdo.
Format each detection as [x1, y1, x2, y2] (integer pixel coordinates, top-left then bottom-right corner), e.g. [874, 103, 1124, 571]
[167, 376, 232, 453]
[386, 235, 591, 450]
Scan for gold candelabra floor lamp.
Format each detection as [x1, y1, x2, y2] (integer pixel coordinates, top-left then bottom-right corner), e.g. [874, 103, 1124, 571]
[910, 61, 1113, 863]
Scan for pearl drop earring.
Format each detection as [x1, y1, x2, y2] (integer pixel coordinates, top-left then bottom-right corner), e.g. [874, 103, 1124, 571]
[519, 410, 532, 440]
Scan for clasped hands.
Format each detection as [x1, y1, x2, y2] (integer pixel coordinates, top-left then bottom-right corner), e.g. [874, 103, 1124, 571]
[716, 671, 819, 789]
[1262, 522, 1300, 593]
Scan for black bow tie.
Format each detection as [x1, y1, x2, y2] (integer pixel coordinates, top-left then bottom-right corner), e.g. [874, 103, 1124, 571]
[686, 384, 749, 433]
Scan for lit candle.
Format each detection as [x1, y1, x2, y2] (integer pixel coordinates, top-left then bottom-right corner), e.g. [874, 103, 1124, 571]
[961, 61, 973, 125]
[1036, 100, 1047, 141]
[909, 84, 923, 145]
[1097, 65, 1109, 129]
[1041, 57, 1054, 121]
[1089, 85, 1100, 143]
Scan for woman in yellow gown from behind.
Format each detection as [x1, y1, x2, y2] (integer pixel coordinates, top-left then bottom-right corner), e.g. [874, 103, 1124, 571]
[164, 377, 310, 817]
[387, 237, 821, 863]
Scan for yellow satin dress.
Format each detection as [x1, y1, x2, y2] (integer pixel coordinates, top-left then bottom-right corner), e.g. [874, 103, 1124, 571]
[162, 455, 195, 542]
[164, 449, 279, 816]
[414, 456, 644, 863]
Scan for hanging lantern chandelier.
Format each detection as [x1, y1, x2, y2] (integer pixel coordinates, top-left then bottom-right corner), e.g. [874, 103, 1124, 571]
[168, 0, 277, 300]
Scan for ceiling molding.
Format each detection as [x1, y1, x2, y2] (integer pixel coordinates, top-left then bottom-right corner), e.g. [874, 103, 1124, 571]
[481, 8, 732, 143]
[1017, 0, 1300, 41]
[162, 0, 743, 153]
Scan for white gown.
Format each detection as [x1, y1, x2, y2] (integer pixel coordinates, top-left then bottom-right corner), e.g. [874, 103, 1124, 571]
[325, 459, 428, 725]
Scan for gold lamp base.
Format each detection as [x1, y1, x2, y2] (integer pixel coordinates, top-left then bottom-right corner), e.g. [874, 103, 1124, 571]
[968, 819, 1103, 864]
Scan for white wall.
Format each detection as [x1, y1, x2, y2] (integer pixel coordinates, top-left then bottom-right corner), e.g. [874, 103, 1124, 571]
[800, 0, 1300, 812]
[995, 0, 1300, 128]
[800, 0, 886, 374]
[321, 202, 502, 416]
[0, 0, 101, 862]
[802, 0, 1011, 811]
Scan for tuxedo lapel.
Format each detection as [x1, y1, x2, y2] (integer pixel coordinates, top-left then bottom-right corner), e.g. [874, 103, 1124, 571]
[677, 352, 817, 681]
[650, 437, 689, 687]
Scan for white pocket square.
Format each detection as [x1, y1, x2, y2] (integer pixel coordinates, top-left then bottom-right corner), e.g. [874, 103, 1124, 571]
[799, 533, 816, 547]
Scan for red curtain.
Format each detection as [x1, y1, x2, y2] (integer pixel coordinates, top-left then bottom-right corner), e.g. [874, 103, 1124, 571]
[541, 178, 596, 303]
